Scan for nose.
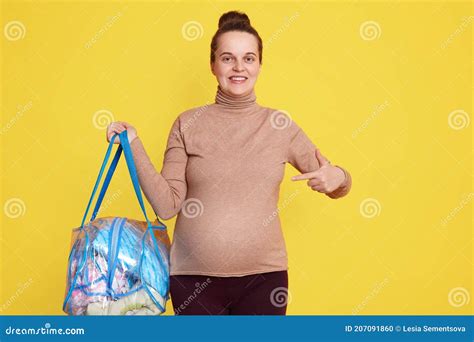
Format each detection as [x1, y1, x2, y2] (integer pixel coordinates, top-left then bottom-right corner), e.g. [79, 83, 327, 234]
[232, 60, 245, 72]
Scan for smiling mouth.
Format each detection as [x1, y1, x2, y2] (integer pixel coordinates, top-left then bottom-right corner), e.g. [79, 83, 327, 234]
[228, 76, 248, 83]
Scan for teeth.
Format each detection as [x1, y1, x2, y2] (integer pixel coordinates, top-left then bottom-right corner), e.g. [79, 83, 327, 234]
[230, 76, 246, 80]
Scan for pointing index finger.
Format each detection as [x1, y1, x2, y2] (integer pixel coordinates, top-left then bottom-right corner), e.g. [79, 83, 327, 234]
[291, 170, 319, 181]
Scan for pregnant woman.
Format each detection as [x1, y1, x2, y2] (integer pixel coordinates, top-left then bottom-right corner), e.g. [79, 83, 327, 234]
[106, 10, 352, 315]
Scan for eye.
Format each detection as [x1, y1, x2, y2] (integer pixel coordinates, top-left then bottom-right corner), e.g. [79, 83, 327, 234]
[245, 56, 255, 63]
[222, 56, 233, 63]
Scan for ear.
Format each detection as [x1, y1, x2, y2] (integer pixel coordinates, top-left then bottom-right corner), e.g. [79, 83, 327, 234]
[210, 61, 215, 76]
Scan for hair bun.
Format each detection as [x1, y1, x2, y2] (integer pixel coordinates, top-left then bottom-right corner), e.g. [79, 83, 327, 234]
[218, 11, 251, 28]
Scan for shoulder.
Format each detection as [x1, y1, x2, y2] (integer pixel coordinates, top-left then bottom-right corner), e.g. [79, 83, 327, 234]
[166, 104, 211, 133]
[174, 104, 213, 125]
[257, 105, 302, 134]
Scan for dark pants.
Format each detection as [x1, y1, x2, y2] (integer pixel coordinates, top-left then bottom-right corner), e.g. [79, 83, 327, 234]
[170, 270, 289, 315]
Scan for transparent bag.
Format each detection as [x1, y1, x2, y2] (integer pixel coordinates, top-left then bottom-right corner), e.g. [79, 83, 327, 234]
[63, 131, 170, 315]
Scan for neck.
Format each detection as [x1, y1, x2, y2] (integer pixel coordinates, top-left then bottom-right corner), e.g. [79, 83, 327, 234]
[214, 85, 259, 116]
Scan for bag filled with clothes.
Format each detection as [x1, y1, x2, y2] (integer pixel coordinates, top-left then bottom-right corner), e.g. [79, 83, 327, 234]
[63, 130, 170, 315]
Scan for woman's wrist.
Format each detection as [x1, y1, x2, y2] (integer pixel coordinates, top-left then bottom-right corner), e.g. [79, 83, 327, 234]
[129, 135, 139, 144]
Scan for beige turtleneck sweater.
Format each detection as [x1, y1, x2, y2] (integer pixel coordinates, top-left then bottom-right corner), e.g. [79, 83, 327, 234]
[130, 85, 352, 277]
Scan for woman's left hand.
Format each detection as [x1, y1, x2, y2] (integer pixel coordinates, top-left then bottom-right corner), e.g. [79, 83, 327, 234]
[291, 149, 346, 194]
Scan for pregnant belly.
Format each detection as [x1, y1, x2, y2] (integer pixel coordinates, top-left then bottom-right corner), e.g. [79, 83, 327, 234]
[169, 212, 288, 274]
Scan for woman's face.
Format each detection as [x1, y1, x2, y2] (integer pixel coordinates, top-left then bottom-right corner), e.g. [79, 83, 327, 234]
[211, 31, 261, 97]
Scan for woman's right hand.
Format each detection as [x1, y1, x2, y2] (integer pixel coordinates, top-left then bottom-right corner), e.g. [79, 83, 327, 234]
[106, 121, 138, 144]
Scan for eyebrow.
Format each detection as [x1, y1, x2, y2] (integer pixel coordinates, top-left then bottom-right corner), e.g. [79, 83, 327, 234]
[219, 52, 257, 57]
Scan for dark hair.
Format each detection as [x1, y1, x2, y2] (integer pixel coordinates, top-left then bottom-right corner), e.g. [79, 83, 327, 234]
[210, 11, 263, 64]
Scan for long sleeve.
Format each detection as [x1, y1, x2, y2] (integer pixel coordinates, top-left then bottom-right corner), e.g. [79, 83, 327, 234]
[287, 123, 319, 173]
[130, 117, 188, 220]
[287, 122, 352, 199]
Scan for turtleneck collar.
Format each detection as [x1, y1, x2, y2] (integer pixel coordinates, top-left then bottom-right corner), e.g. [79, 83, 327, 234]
[213, 85, 259, 117]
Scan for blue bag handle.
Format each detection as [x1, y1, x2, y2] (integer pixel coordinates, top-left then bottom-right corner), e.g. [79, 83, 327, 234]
[80, 131, 154, 229]
[90, 142, 122, 222]
[119, 131, 154, 228]
[80, 134, 120, 229]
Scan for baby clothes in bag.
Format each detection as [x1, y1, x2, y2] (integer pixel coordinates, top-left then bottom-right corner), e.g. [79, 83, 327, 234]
[63, 131, 171, 315]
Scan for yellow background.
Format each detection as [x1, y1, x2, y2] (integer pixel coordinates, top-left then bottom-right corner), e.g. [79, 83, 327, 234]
[1, 0, 472, 315]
